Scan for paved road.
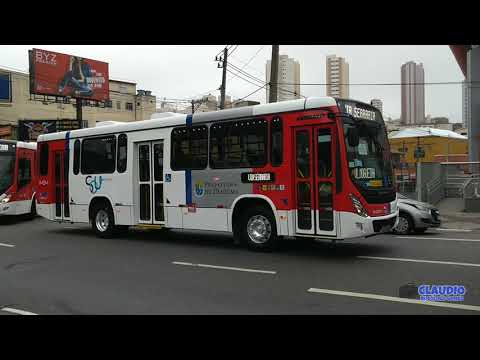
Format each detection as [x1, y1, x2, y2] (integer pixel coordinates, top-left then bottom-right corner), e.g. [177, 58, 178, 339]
[1, 216, 480, 315]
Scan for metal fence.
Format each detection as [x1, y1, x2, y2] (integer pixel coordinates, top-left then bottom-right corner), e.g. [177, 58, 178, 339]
[442, 162, 480, 198]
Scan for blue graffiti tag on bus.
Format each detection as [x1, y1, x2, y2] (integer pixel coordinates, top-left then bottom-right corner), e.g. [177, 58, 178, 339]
[85, 176, 104, 194]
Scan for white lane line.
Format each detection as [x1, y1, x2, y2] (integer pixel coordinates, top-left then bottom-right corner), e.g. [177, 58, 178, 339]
[435, 228, 473, 232]
[0, 242, 15, 248]
[307, 288, 480, 313]
[172, 261, 276, 274]
[1, 307, 38, 315]
[358, 256, 480, 268]
[396, 236, 480, 242]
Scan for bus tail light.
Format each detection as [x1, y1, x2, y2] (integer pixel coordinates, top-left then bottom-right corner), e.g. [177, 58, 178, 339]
[349, 194, 368, 217]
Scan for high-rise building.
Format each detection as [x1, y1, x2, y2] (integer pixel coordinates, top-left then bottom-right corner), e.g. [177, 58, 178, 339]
[266, 54, 300, 103]
[326, 55, 349, 98]
[370, 98, 383, 114]
[401, 61, 425, 125]
[462, 80, 471, 128]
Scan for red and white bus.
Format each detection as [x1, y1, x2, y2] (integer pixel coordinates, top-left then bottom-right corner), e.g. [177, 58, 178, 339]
[0, 140, 37, 217]
[36, 97, 398, 250]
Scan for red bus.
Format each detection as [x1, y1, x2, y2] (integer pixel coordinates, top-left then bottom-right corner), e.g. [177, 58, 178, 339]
[36, 97, 398, 250]
[0, 140, 37, 217]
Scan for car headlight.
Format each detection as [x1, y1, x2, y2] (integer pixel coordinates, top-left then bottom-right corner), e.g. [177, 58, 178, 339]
[0, 194, 11, 204]
[349, 194, 368, 217]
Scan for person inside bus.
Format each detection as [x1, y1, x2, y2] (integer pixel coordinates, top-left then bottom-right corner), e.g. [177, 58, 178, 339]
[58, 56, 93, 97]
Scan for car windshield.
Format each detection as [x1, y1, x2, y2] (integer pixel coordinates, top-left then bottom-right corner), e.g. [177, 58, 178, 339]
[343, 117, 394, 191]
[0, 152, 15, 195]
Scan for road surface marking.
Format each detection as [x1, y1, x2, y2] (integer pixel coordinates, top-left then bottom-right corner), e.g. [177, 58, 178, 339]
[0, 242, 15, 248]
[1, 307, 38, 315]
[435, 228, 473, 232]
[307, 288, 480, 312]
[358, 256, 480, 268]
[172, 261, 276, 274]
[396, 236, 480, 242]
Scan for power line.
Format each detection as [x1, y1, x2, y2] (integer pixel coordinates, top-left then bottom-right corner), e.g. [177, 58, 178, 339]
[231, 84, 268, 105]
[226, 66, 304, 102]
[228, 45, 239, 56]
[275, 81, 475, 86]
[228, 61, 305, 98]
[231, 46, 266, 72]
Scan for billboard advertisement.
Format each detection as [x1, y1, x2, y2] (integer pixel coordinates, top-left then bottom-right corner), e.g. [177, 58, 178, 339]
[29, 48, 109, 101]
[18, 119, 83, 141]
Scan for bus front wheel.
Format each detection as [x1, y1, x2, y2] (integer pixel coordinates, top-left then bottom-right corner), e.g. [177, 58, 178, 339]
[240, 206, 278, 251]
[92, 203, 116, 238]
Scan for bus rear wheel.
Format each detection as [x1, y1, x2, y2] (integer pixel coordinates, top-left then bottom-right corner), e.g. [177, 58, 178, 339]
[240, 206, 278, 252]
[92, 204, 116, 238]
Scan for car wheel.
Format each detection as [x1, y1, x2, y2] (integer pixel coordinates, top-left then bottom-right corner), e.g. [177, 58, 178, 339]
[240, 206, 278, 252]
[394, 213, 413, 235]
[92, 203, 116, 238]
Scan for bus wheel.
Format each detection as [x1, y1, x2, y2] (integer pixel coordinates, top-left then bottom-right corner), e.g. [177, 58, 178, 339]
[240, 206, 278, 251]
[92, 203, 116, 238]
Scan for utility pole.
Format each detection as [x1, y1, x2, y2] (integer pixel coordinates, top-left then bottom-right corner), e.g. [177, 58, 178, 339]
[76, 98, 83, 129]
[219, 47, 228, 110]
[269, 45, 279, 103]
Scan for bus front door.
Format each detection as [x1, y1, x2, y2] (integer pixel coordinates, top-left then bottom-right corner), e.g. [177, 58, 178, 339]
[53, 150, 70, 221]
[137, 141, 165, 225]
[294, 125, 337, 237]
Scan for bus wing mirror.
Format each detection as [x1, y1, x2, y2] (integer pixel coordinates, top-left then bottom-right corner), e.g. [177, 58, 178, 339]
[347, 127, 360, 147]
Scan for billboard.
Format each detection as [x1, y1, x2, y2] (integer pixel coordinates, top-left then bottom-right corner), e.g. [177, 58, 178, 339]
[18, 119, 83, 141]
[29, 48, 109, 101]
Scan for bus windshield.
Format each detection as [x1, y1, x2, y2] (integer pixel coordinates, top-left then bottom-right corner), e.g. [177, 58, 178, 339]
[0, 151, 15, 195]
[343, 118, 394, 194]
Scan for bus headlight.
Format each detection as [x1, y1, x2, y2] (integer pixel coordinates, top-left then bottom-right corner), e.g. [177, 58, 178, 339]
[349, 194, 368, 217]
[0, 194, 11, 204]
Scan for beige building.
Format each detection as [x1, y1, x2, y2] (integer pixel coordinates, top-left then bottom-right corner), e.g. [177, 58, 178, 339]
[0, 66, 156, 139]
[326, 55, 349, 99]
[401, 61, 425, 125]
[266, 55, 301, 102]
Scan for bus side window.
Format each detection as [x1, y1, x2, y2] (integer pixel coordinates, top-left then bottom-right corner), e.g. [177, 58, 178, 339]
[39, 143, 49, 176]
[117, 134, 127, 173]
[81, 136, 116, 174]
[271, 117, 283, 166]
[18, 158, 32, 189]
[73, 140, 81, 175]
[171, 126, 207, 170]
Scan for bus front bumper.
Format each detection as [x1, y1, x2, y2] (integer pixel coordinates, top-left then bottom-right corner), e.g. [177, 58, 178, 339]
[0, 202, 17, 216]
[339, 211, 399, 239]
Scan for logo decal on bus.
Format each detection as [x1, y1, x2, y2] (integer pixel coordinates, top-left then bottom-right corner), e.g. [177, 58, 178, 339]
[194, 180, 205, 198]
[85, 176, 104, 194]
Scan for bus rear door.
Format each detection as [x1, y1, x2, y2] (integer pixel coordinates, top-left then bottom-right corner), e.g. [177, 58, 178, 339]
[137, 141, 166, 225]
[53, 149, 70, 221]
[15, 147, 35, 214]
[294, 124, 337, 237]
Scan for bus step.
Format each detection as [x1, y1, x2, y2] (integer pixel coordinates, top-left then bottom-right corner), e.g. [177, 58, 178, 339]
[134, 224, 165, 230]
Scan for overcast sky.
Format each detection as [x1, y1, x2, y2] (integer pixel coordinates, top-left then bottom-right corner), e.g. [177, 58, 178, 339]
[0, 45, 464, 122]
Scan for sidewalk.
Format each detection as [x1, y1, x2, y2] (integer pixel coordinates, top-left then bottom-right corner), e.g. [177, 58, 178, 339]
[436, 198, 480, 231]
